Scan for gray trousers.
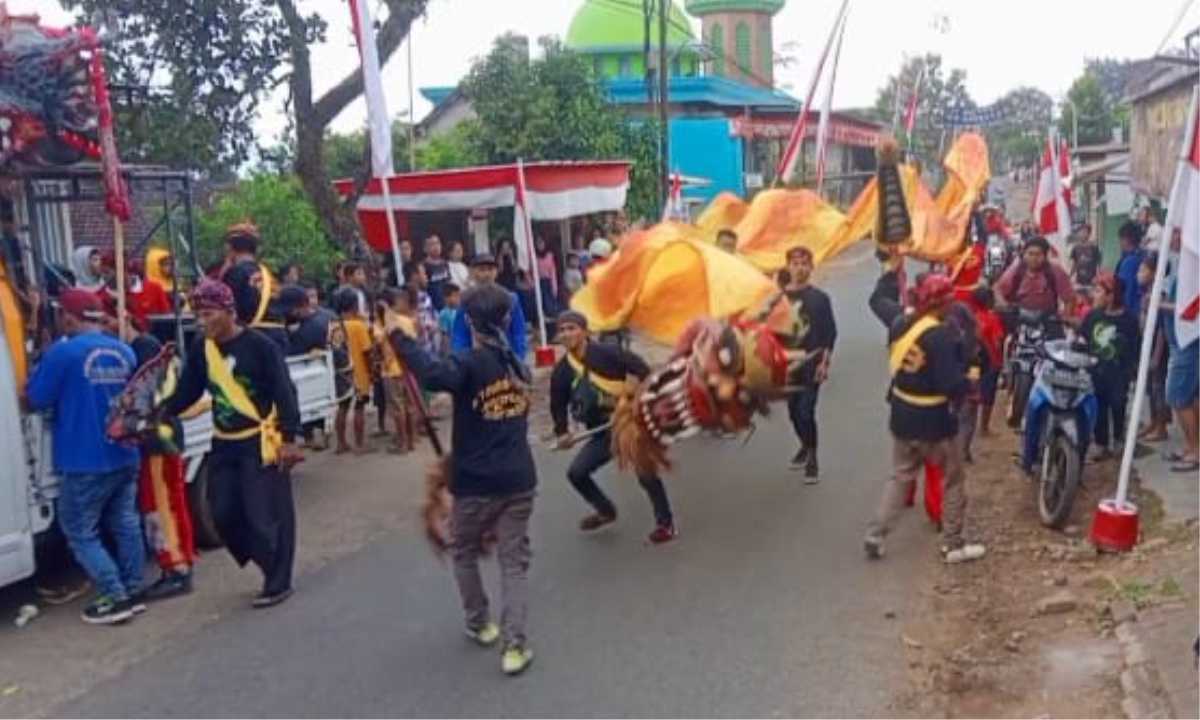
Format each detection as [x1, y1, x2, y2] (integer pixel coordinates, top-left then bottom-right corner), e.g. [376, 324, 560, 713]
[866, 436, 967, 547]
[450, 490, 535, 648]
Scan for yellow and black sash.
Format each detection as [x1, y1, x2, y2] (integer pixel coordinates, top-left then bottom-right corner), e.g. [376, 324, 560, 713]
[887, 316, 947, 407]
[205, 339, 282, 464]
[250, 263, 282, 329]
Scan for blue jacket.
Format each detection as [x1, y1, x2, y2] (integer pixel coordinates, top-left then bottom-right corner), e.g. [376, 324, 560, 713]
[1115, 249, 1144, 314]
[451, 288, 528, 359]
[26, 330, 139, 475]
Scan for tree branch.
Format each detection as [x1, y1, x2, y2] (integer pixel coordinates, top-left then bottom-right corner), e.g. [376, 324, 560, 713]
[310, 0, 426, 129]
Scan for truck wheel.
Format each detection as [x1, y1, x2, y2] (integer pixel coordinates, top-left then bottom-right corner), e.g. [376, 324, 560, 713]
[187, 459, 224, 550]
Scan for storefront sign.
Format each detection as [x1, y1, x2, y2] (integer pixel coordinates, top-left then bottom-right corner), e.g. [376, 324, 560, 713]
[730, 116, 880, 147]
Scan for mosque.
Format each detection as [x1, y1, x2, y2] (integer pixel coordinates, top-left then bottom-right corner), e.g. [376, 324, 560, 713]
[418, 0, 882, 209]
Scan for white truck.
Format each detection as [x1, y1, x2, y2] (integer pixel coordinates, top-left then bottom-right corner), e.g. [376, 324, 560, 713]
[0, 321, 338, 590]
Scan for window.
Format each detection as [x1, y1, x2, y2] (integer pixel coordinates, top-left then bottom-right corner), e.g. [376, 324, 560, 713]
[592, 56, 603, 78]
[735, 21, 751, 76]
[709, 23, 724, 76]
[759, 22, 772, 77]
[618, 55, 631, 78]
[671, 57, 680, 77]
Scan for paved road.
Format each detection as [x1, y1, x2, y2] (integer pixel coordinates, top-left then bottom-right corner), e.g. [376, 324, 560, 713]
[57, 252, 936, 718]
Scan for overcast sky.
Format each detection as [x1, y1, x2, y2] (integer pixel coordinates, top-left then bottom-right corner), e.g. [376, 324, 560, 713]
[27, 0, 1200, 143]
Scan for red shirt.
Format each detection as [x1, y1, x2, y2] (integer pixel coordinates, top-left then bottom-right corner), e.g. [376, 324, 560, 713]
[125, 279, 172, 324]
[973, 306, 1005, 368]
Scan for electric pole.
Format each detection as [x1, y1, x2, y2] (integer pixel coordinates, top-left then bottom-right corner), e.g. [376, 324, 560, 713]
[658, 0, 670, 209]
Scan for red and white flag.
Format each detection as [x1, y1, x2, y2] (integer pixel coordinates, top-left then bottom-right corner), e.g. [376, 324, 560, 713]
[514, 158, 548, 346]
[903, 66, 925, 136]
[774, 0, 848, 185]
[1169, 86, 1200, 347]
[348, 0, 394, 179]
[661, 171, 684, 222]
[1033, 131, 1072, 256]
[814, 11, 847, 193]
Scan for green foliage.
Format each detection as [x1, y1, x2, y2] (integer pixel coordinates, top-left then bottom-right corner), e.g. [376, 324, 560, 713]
[1062, 71, 1116, 146]
[195, 174, 343, 284]
[416, 123, 481, 170]
[458, 35, 660, 220]
[873, 54, 975, 163]
[323, 122, 415, 180]
[985, 86, 1055, 168]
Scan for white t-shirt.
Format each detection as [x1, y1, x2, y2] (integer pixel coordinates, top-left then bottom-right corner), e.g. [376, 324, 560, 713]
[448, 260, 470, 289]
[1144, 221, 1164, 251]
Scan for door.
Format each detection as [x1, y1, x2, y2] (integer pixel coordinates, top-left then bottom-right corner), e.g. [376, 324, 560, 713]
[0, 319, 34, 588]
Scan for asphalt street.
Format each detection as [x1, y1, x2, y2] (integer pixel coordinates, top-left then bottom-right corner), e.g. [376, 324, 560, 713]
[58, 251, 937, 718]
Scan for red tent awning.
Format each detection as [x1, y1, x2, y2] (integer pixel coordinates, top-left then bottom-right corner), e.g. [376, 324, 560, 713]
[333, 160, 631, 252]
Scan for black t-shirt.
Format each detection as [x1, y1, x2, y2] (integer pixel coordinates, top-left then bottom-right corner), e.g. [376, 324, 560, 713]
[288, 307, 335, 356]
[424, 259, 451, 310]
[1080, 308, 1140, 381]
[549, 341, 651, 434]
[393, 333, 536, 498]
[164, 329, 302, 456]
[782, 285, 838, 384]
[1070, 244, 1102, 285]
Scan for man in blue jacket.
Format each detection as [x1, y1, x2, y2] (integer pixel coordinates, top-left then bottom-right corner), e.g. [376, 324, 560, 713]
[451, 253, 527, 360]
[1115, 222, 1146, 314]
[26, 289, 144, 625]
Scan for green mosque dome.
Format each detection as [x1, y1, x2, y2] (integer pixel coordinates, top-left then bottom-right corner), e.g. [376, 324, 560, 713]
[565, 0, 696, 52]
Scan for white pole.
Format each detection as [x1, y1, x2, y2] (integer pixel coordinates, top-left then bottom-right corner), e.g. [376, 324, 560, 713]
[407, 32, 416, 171]
[1114, 84, 1199, 507]
[517, 158, 548, 348]
[379, 177, 404, 287]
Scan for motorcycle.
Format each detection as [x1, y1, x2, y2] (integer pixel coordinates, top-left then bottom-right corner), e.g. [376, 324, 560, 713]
[1021, 339, 1098, 529]
[983, 234, 1010, 283]
[1003, 309, 1059, 428]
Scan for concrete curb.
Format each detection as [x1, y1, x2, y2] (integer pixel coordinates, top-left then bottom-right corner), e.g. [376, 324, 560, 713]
[1115, 619, 1175, 719]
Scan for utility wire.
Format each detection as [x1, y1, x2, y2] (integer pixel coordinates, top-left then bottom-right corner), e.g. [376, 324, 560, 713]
[1153, 0, 1196, 57]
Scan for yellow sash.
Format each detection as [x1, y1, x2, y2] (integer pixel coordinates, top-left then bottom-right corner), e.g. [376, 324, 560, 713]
[566, 350, 626, 398]
[251, 263, 274, 326]
[887, 316, 947, 406]
[204, 339, 282, 464]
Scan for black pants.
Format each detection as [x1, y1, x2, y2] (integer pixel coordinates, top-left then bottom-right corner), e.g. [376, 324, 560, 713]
[787, 385, 821, 453]
[1094, 374, 1130, 450]
[567, 431, 673, 525]
[208, 452, 296, 596]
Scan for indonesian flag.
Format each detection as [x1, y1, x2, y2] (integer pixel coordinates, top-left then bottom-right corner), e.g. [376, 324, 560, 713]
[1170, 86, 1200, 347]
[775, 0, 848, 185]
[348, 0, 394, 179]
[903, 66, 925, 136]
[1033, 131, 1072, 256]
[814, 12, 847, 193]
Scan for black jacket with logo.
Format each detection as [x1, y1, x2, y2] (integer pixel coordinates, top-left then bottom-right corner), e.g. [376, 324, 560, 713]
[549, 341, 650, 436]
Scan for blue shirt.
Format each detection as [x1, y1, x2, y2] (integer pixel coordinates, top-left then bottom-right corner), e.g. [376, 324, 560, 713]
[451, 289, 528, 360]
[26, 330, 139, 475]
[1115, 249, 1144, 316]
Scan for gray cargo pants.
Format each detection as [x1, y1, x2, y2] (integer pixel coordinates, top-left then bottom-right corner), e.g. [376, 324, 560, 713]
[865, 435, 967, 548]
[451, 490, 536, 648]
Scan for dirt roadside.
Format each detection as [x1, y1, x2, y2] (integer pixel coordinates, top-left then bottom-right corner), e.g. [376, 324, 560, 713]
[887, 427, 1198, 719]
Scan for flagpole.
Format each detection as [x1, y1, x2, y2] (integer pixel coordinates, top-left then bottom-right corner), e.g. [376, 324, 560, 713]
[517, 157, 548, 349]
[815, 9, 847, 196]
[407, 31, 416, 171]
[380, 177, 404, 287]
[1112, 84, 1198, 509]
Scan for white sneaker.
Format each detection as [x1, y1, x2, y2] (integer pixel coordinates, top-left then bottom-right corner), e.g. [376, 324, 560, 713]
[943, 543, 986, 564]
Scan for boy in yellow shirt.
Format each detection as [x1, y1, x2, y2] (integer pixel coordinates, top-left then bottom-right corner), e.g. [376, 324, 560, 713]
[376, 288, 416, 454]
[335, 288, 375, 454]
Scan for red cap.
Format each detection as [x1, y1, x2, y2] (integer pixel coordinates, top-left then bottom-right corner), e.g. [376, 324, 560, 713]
[59, 289, 104, 318]
[915, 273, 954, 313]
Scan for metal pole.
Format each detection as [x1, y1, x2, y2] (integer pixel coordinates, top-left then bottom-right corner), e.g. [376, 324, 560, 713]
[181, 173, 202, 278]
[407, 32, 416, 170]
[644, 0, 654, 105]
[1113, 84, 1198, 507]
[517, 158, 548, 349]
[379, 178, 405, 287]
[163, 185, 185, 353]
[658, 0, 669, 209]
[22, 177, 43, 292]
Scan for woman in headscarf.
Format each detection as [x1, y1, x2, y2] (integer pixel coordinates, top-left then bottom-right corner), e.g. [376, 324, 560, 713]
[71, 245, 105, 291]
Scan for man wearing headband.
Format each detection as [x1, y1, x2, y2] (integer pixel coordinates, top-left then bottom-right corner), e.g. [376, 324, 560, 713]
[219, 221, 290, 353]
[865, 268, 984, 565]
[780, 245, 838, 481]
[384, 282, 538, 676]
[161, 279, 303, 608]
[550, 310, 676, 544]
[26, 289, 144, 624]
[994, 235, 1074, 323]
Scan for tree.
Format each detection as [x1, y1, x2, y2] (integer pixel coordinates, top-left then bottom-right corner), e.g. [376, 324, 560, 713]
[873, 54, 974, 164]
[984, 86, 1054, 168]
[1061, 71, 1116, 146]
[322, 121, 414, 181]
[415, 124, 480, 170]
[458, 36, 661, 220]
[196, 174, 343, 284]
[61, 0, 428, 252]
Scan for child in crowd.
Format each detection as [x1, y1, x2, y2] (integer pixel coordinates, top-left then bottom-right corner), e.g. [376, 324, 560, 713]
[438, 283, 461, 356]
[404, 263, 439, 355]
[563, 253, 584, 299]
[334, 287, 375, 455]
[971, 286, 1005, 439]
[1081, 272, 1140, 460]
[377, 288, 415, 454]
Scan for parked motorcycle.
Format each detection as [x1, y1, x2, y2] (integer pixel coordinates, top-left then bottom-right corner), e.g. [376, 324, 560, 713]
[1021, 339, 1098, 529]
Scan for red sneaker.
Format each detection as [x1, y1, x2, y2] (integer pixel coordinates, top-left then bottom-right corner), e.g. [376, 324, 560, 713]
[648, 523, 677, 544]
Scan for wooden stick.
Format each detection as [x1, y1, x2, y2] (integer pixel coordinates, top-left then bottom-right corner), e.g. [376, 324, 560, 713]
[113, 217, 127, 342]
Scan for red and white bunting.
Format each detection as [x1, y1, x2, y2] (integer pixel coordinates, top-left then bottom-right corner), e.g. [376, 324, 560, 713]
[1033, 131, 1072, 256]
[1170, 86, 1200, 348]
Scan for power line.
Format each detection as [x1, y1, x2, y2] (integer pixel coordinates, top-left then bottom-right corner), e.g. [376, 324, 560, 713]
[1153, 0, 1197, 56]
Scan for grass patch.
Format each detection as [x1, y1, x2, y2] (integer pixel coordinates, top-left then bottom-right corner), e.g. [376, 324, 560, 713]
[1117, 579, 1155, 606]
[1159, 576, 1183, 597]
